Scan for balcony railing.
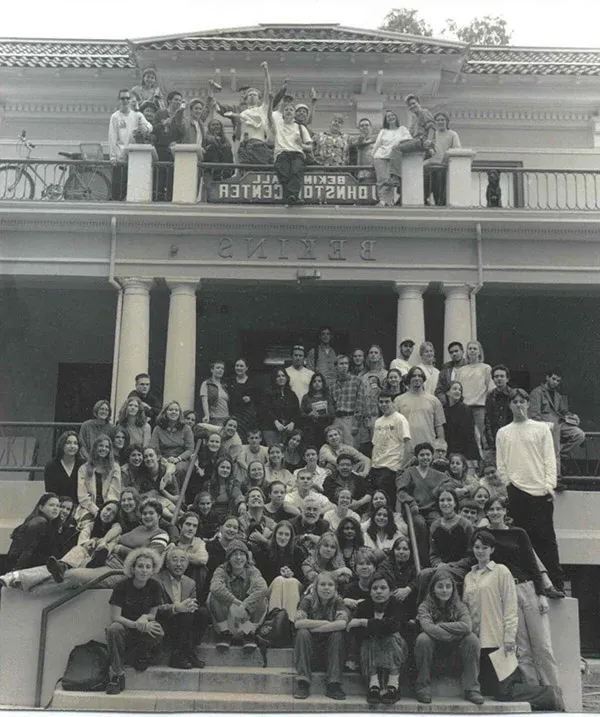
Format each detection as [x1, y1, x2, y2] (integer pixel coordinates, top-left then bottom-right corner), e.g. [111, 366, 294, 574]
[473, 167, 600, 210]
[3, 143, 600, 210]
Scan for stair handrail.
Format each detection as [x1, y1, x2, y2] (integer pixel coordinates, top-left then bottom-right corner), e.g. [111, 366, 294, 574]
[403, 503, 422, 574]
[170, 438, 203, 526]
[35, 569, 123, 707]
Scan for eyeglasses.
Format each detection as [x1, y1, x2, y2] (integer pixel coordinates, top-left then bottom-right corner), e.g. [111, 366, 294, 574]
[120, 95, 131, 100]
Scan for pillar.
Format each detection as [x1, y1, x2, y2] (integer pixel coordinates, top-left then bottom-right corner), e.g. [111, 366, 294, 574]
[115, 278, 152, 411]
[171, 144, 201, 204]
[446, 148, 476, 207]
[394, 283, 427, 365]
[126, 144, 157, 202]
[401, 152, 425, 207]
[442, 283, 472, 361]
[163, 281, 198, 410]
[590, 116, 600, 149]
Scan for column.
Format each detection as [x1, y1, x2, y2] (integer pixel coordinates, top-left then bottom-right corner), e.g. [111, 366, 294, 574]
[126, 144, 157, 202]
[171, 144, 201, 204]
[446, 148, 476, 207]
[401, 152, 425, 207]
[394, 283, 427, 365]
[115, 278, 152, 411]
[163, 281, 198, 410]
[442, 283, 472, 361]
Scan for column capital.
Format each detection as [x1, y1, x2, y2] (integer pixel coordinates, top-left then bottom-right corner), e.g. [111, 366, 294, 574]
[446, 148, 476, 160]
[394, 283, 428, 299]
[118, 277, 154, 294]
[441, 282, 471, 299]
[171, 143, 203, 157]
[166, 280, 201, 295]
[125, 143, 159, 162]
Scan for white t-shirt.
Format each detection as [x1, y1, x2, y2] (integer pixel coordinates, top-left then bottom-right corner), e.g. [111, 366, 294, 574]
[284, 489, 333, 515]
[394, 392, 445, 447]
[373, 126, 412, 159]
[389, 358, 412, 377]
[292, 464, 328, 491]
[286, 365, 314, 403]
[371, 412, 411, 471]
[240, 105, 268, 141]
[322, 508, 361, 530]
[271, 111, 310, 157]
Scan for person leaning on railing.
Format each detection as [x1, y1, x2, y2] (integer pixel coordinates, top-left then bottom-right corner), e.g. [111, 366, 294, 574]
[371, 110, 411, 207]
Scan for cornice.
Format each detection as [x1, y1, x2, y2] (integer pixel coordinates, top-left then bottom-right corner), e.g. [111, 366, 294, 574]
[449, 108, 592, 122]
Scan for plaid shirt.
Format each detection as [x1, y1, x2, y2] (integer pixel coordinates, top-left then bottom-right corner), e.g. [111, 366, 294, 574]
[330, 374, 362, 426]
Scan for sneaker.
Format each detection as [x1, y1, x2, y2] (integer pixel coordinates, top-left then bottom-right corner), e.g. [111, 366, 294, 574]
[215, 631, 232, 650]
[106, 677, 123, 695]
[86, 547, 109, 569]
[242, 633, 257, 652]
[170, 653, 193, 669]
[293, 680, 310, 699]
[465, 690, 485, 705]
[46, 557, 66, 584]
[326, 682, 346, 701]
[381, 685, 400, 704]
[189, 653, 206, 669]
[415, 689, 432, 704]
[367, 685, 381, 705]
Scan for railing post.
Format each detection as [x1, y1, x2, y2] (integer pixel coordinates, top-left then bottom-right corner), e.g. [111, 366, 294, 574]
[401, 152, 425, 207]
[125, 144, 157, 202]
[171, 144, 201, 204]
[446, 148, 476, 208]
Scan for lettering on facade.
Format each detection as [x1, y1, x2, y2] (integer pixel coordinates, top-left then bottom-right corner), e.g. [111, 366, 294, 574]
[209, 171, 378, 205]
[216, 238, 376, 262]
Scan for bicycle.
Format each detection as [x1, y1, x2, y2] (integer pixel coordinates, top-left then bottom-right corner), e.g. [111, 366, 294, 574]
[0, 130, 111, 201]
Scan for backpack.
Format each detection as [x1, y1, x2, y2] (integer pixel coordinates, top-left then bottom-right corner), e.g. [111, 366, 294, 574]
[61, 640, 109, 691]
[255, 608, 293, 667]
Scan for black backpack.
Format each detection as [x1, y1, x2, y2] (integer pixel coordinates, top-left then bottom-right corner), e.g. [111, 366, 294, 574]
[61, 640, 109, 691]
[255, 608, 293, 667]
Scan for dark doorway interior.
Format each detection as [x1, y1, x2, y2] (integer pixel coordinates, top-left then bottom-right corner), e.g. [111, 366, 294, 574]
[55, 363, 113, 422]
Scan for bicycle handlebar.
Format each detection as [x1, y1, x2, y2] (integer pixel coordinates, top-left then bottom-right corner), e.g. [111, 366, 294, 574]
[19, 131, 35, 150]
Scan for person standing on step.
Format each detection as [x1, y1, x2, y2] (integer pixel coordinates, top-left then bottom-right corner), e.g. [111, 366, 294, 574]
[285, 344, 314, 404]
[306, 326, 337, 388]
[105, 547, 164, 695]
[293, 571, 349, 701]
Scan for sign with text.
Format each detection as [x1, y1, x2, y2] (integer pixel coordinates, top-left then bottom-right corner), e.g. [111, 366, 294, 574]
[207, 171, 378, 205]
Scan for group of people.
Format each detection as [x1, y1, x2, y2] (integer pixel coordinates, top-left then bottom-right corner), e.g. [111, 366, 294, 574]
[0, 327, 578, 708]
[108, 63, 460, 206]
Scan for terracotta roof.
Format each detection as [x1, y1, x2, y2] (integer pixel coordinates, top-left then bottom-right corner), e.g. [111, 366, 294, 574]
[463, 48, 600, 75]
[132, 24, 464, 54]
[0, 39, 133, 69]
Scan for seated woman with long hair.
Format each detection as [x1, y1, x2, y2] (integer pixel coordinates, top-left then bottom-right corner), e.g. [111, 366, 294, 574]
[361, 489, 408, 536]
[264, 480, 300, 522]
[117, 395, 151, 448]
[301, 531, 353, 589]
[335, 516, 366, 573]
[260, 367, 300, 448]
[206, 457, 245, 523]
[186, 432, 225, 505]
[324, 489, 361, 531]
[56, 496, 78, 556]
[3, 493, 61, 574]
[444, 452, 478, 499]
[378, 536, 418, 618]
[300, 373, 335, 448]
[109, 425, 130, 467]
[264, 443, 295, 490]
[44, 430, 82, 504]
[75, 434, 121, 528]
[187, 491, 221, 541]
[415, 568, 484, 705]
[241, 460, 270, 497]
[362, 505, 405, 558]
[195, 416, 244, 477]
[283, 430, 304, 473]
[121, 444, 145, 491]
[79, 399, 113, 460]
[137, 446, 180, 520]
[252, 519, 305, 621]
[150, 401, 195, 481]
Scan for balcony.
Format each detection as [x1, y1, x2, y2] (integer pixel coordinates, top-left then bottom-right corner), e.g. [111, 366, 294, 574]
[2, 143, 600, 211]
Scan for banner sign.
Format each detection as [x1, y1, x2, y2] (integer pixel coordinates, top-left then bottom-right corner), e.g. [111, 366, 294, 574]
[207, 171, 378, 205]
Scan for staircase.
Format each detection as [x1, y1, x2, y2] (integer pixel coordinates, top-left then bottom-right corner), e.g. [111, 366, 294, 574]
[50, 641, 531, 713]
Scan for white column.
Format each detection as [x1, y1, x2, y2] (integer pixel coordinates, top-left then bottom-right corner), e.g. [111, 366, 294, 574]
[163, 281, 198, 410]
[446, 148, 476, 207]
[401, 152, 425, 207]
[591, 117, 600, 148]
[442, 282, 472, 361]
[395, 283, 427, 365]
[115, 278, 152, 411]
[171, 144, 201, 204]
[125, 144, 157, 203]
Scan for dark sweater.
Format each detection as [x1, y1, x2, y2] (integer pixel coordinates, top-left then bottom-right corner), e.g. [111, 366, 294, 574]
[488, 526, 544, 594]
[7, 515, 60, 570]
[429, 515, 474, 571]
[252, 544, 305, 584]
[349, 596, 410, 638]
[44, 457, 83, 503]
[260, 387, 300, 430]
[443, 401, 480, 461]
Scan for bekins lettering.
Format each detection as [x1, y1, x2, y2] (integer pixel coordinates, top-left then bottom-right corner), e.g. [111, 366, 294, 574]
[217, 238, 376, 262]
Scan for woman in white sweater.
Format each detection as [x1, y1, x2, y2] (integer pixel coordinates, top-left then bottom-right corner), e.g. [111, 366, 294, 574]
[372, 111, 411, 207]
[456, 341, 494, 453]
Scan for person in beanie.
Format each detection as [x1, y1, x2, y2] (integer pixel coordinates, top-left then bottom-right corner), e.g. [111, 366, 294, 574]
[207, 539, 268, 651]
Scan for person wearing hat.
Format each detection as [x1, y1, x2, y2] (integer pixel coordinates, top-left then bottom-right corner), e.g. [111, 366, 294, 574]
[207, 538, 268, 651]
[390, 337, 416, 377]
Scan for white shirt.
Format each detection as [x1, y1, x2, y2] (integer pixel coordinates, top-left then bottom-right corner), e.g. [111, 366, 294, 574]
[371, 412, 411, 471]
[496, 419, 557, 496]
[108, 110, 152, 163]
[322, 508, 361, 530]
[389, 358, 412, 377]
[240, 105, 268, 141]
[417, 363, 440, 396]
[284, 489, 333, 515]
[286, 365, 314, 402]
[271, 111, 310, 157]
[372, 126, 412, 159]
[292, 464, 328, 491]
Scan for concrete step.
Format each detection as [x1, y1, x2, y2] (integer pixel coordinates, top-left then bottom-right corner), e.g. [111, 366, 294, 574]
[197, 642, 292, 667]
[50, 688, 532, 713]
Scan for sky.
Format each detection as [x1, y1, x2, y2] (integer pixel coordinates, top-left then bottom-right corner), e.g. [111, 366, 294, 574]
[2, 0, 600, 47]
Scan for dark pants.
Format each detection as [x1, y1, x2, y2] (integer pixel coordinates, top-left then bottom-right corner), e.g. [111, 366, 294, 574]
[294, 629, 344, 685]
[415, 633, 480, 695]
[111, 163, 127, 201]
[106, 621, 163, 676]
[158, 611, 196, 660]
[274, 151, 305, 203]
[369, 467, 397, 508]
[410, 509, 441, 569]
[507, 484, 565, 590]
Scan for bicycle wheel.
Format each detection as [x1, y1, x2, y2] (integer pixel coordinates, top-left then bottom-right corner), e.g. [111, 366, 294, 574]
[63, 166, 111, 201]
[0, 165, 35, 199]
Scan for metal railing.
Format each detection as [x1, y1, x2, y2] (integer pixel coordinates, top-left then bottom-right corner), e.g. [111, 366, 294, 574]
[403, 503, 422, 574]
[0, 159, 112, 201]
[152, 161, 175, 202]
[0, 422, 82, 477]
[473, 167, 600, 210]
[35, 569, 123, 707]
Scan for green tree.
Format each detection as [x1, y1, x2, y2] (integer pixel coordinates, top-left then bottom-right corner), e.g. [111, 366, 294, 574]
[444, 15, 512, 45]
[379, 8, 433, 36]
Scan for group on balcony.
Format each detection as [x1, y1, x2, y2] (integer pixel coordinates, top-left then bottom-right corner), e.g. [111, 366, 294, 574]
[108, 62, 461, 206]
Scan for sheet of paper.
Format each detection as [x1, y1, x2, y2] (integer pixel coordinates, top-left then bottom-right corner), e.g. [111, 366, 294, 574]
[489, 647, 519, 682]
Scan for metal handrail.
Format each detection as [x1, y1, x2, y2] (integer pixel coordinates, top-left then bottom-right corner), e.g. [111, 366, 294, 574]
[199, 162, 374, 172]
[403, 503, 422, 574]
[170, 438, 202, 525]
[473, 166, 600, 176]
[0, 422, 82, 428]
[34, 569, 123, 707]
